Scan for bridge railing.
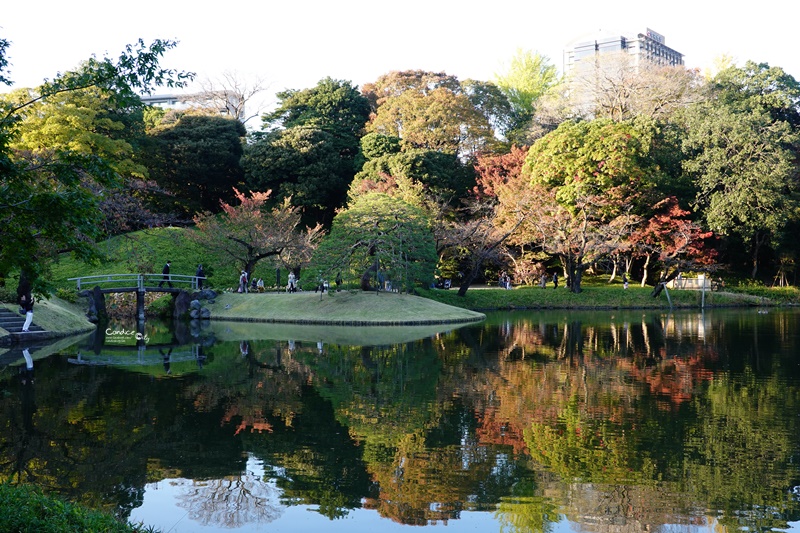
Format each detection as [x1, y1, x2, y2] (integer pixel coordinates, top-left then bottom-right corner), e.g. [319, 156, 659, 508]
[69, 273, 204, 291]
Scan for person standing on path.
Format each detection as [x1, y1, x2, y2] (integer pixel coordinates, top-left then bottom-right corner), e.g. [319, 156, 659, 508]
[159, 261, 172, 288]
[552, 272, 558, 289]
[196, 264, 205, 290]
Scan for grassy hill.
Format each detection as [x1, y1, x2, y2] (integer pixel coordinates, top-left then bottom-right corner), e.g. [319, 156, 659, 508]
[51, 226, 233, 290]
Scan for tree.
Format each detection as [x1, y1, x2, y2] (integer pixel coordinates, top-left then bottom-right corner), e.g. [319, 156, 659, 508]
[182, 70, 270, 125]
[3, 83, 181, 236]
[363, 70, 501, 160]
[243, 126, 347, 227]
[522, 119, 662, 217]
[530, 53, 699, 142]
[311, 193, 437, 292]
[473, 145, 529, 199]
[681, 102, 798, 279]
[498, 183, 634, 293]
[499, 119, 660, 292]
[710, 61, 800, 128]
[191, 188, 323, 281]
[349, 148, 474, 205]
[493, 49, 559, 144]
[0, 38, 192, 290]
[245, 78, 370, 226]
[147, 114, 247, 216]
[631, 196, 717, 295]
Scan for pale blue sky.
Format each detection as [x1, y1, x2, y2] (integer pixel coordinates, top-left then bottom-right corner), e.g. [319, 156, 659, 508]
[3, 0, 796, 109]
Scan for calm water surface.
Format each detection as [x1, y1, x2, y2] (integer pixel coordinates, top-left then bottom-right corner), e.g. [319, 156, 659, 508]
[2, 309, 799, 532]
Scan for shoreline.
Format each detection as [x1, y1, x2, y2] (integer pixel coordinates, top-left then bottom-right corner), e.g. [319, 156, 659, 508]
[0, 287, 785, 346]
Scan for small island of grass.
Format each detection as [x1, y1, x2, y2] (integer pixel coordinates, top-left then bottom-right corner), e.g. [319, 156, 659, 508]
[207, 290, 485, 325]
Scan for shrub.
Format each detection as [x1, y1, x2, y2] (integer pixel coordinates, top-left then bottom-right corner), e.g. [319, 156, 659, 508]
[0, 483, 151, 532]
[55, 287, 78, 303]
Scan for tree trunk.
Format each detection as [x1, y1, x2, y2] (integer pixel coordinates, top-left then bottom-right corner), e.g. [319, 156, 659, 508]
[751, 231, 767, 279]
[608, 258, 618, 283]
[640, 253, 651, 287]
[457, 259, 483, 297]
[570, 267, 584, 293]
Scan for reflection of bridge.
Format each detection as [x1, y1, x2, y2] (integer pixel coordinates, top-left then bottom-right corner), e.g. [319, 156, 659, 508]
[68, 273, 205, 319]
[68, 344, 204, 367]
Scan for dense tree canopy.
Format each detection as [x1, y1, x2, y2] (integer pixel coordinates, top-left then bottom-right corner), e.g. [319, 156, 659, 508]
[363, 70, 505, 160]
[493, 49, 559, 144]
[0, 38, 192, 290]
[245, 78, 370, 227]
[681, 63, 800, 278]
[311, 193, 437, 292]
[148, 113, 247, 216]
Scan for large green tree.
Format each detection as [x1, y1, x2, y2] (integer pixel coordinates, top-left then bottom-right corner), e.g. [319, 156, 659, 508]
[147, 113, 247, 216]
[244, 78, 370, 226]
[506, 119, 664, 292]
[681, 62, 800, 279]
[311, 192, 437, 292]
[0, 38, 192, 290]
[682, 103, 798, 279]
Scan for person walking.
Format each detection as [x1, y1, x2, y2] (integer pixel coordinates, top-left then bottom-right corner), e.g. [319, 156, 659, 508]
[552, 272, 558, 289]
[622, 273, 629, 289]
[239, 271, 248, 293]
[159, 261, 172, 288]
[196, 264, 205, 290]
[19, 292, 34, 332]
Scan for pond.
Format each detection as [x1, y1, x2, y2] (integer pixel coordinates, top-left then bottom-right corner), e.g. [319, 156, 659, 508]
[1, 308, 799, 532]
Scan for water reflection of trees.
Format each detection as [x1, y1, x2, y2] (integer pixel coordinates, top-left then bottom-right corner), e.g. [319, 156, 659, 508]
[459, 311, 800, 533]
[1, 311, 799, 531]
[174, 468, 283, 528]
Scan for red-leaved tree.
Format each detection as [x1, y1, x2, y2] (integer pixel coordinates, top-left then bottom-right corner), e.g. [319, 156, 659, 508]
[632, 196, 717, 296]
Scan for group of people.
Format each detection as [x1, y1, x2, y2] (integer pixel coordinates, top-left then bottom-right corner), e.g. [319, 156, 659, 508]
[155, 261, 347, 294]
[538, 272, 561, 289]
[158, 261, 208, 290]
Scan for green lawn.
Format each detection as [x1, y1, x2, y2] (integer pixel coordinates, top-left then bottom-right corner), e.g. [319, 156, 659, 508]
[418, 283, 767, 310]
[206, 290, 485, 325]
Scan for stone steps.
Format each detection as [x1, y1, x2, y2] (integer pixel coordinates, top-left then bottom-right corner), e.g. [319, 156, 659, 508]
[0, 307, 43, 332]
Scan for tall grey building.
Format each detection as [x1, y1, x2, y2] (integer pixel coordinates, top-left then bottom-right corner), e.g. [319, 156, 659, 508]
[563, 28, 683, 74]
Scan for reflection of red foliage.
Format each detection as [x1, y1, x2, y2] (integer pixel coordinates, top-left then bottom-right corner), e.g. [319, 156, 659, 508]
[625, 347, 718, 409]
[474, 408, 528, 455]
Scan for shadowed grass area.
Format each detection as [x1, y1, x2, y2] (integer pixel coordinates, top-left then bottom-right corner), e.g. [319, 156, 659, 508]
[417, 284, 768, 310]
[1, 297, 95, 337]
[206, 290, 485, 325]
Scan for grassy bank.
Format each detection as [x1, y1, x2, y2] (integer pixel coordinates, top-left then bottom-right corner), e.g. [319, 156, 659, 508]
[0, 297, 95, 339]
[0, 483, 152, 533]
[418, 284, 768, 310]
[206, 290, 485, 325]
